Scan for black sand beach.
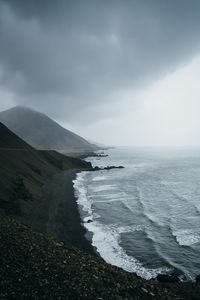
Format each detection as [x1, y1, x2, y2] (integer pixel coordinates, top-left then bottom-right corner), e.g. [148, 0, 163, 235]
[28, 170, 95, 255]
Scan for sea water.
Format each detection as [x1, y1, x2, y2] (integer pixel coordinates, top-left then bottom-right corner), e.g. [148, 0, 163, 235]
[73, 147, 200, 280]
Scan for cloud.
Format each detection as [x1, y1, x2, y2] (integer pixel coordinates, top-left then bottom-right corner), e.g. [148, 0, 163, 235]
[76, 55, 200, 146]
[0, 0, 200, 123]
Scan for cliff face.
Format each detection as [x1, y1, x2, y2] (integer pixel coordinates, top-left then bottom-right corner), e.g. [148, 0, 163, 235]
[0, 122, 91, 217]
[0, 106, 98, 151]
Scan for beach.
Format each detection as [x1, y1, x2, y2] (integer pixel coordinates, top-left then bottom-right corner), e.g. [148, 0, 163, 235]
[27, 169, 95, 255]
[1, 153, 200, 299]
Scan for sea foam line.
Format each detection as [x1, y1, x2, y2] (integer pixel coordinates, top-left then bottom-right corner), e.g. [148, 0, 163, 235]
[73, 171, 170, 280]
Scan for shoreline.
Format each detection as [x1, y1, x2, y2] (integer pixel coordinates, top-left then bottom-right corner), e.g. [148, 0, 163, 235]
[1, 160, 200, 297]
[26, 169, 96, 256]
[30, 151, 200, 284]
[73, 153, 200, 284]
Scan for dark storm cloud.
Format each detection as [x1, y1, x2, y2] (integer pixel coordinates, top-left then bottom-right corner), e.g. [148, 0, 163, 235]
[0, 0, 200, 121]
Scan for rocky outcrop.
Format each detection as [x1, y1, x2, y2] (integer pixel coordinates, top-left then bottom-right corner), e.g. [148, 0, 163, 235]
[92, 165, 124, 171]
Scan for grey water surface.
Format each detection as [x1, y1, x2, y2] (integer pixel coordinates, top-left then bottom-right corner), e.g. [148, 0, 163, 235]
[74, 147, 200, 280]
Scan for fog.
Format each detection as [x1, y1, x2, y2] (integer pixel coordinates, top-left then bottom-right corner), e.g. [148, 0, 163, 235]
[59, 55, 200, 146]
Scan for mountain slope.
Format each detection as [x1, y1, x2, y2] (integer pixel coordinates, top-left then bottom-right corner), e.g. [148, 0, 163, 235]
[0, 122, 91, 217]
[0, 119, 33, 150]
[0, 106, 98, 151]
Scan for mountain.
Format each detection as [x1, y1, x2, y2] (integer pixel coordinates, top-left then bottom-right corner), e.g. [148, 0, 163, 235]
[0, 119, 32, 150]
[0, 122, 91, 217]
[0, 106, 98, 152]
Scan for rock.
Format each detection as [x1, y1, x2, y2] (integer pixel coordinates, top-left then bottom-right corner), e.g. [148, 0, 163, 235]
[94, 166, 100, 170]
[91, 165, 125, 171]
[196, 275, 200, 283]
[86, 220, 93, 223]
[141, 287, 148, 293]
[103, 165, 124, 170]
[157, 273, 180, 283]
[55, 242, 64, 247]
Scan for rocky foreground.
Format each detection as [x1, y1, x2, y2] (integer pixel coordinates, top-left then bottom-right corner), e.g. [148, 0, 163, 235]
[0, 217, 200, 300]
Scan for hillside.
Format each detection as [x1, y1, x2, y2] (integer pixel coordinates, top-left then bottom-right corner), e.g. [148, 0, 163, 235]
[1, 217, 199, 300]
[0, 122, 91, 217]
[0, 120, 32, 150]
[0, 106, 98, 152]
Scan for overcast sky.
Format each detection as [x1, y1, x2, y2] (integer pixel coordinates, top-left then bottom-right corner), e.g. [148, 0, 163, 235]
[0, 0, 200, 146]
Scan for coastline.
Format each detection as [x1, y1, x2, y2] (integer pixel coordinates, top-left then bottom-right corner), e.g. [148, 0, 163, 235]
[1, 158, 200, 298]
[27, 169, 96, 256]
[72, 151, 199, 283]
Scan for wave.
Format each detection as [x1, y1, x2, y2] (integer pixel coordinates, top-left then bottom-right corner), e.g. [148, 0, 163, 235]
[92, 175, 108, 181]
[73, 171, 170, 279]
[73, 171, 92, 215]
[90, 185, 117, 192]
[129, 185, 166, 228]
[159, 179, 200, 215]
[172, 229, 200, 246]
[84, 221, 170, 279]
[90, 191, 129, 201]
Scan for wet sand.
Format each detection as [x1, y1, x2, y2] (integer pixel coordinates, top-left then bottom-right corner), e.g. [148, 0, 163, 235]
[29, 169, 95, 255]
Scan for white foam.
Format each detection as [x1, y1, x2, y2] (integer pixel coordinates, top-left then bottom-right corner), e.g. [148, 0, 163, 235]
[73, 171, 92, 215]
[85, 221, 170, 280]
[173, 229, 200, 246]
[92, 176, 108, 181]
[94, 199, 122, 203]
[73, 171, 170, 280]
[90, 185, 116, 192]
[117, 224, 146, 234]
[92, 192, 127, 200]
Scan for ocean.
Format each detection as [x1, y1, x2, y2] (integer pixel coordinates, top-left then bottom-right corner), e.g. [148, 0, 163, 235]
[73, 147, 200, 281]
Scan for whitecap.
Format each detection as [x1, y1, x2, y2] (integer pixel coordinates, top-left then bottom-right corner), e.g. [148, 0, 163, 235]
[74, 171, 171, 279]
[173, 229, 200, 246]
[73, 171, 92, 215]
[85, 221, 170, 279]
[90, 185, 116, 192]
[92, 176, 108, 181]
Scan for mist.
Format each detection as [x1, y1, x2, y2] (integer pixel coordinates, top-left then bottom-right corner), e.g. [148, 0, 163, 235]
[60, 55, 200, 147]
